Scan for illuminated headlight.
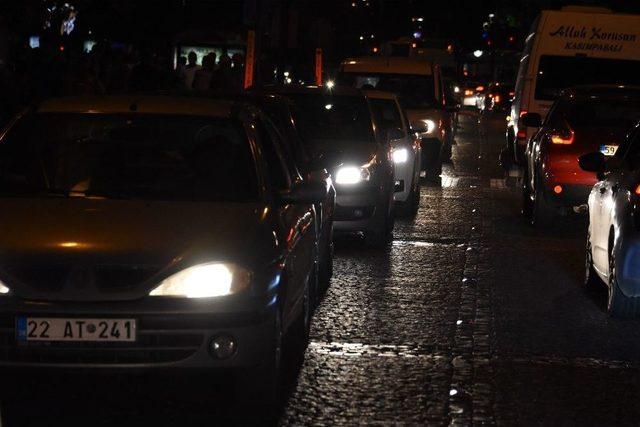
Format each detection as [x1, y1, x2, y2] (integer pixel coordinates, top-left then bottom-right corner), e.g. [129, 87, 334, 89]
[392, 148, 409, 164]
[0, 281, 9, 295]
[423, 119, 436, 134]
[335, 165, 371, 185]
[454, 86, 460, 93]
[149, 263, 251, 298]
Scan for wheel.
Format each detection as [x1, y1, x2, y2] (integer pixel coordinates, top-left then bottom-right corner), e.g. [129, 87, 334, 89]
[234, 307, 283, 409]
[521, 170, 533, 218]
[531, 184, 554, 228]
[318, 223, 333, 289]
[607, 251, 639, 318]
[292, 277, 312, 345]
[584, 230, 602, 290]
[397, 177, 420, 217]
[365, 199, 393, 248]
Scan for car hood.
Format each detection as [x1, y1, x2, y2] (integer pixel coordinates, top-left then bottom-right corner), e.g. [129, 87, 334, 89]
[0, 198, 279, 301]
[307, 140, 378, 170]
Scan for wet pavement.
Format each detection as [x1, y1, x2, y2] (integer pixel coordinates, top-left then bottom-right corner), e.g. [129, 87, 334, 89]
[4, 111, 640, 426]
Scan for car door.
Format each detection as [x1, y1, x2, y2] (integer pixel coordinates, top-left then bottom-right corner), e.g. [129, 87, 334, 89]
[593, 129, 640, 274]
[255, 117, 315, 329]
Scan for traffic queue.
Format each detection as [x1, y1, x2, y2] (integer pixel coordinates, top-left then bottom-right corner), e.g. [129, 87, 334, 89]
[500, 6, 640, 318]
[0, 68, 441, 406]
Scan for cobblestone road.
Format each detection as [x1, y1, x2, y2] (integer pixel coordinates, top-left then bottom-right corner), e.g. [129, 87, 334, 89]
[3, 112, 640, 426]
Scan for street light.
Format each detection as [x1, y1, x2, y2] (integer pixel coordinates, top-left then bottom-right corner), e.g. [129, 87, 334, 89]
[473, 50, 484, 58]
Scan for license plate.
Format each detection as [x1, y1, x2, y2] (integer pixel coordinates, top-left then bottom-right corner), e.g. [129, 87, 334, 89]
[600, 145, 618, 156]
[16, 317, 137, 342]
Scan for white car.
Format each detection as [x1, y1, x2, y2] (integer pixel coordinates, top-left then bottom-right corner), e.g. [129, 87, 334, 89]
[365, 90, 422, 215]
[579, 121, 640, 317]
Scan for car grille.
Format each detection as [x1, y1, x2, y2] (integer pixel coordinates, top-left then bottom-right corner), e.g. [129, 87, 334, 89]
[0, 316, 202, 365]
[334, 205, 375, 221]
[3, 265, 160, 294]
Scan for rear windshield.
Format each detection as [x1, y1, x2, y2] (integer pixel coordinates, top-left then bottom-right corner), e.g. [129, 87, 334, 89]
[535, 55, 640, 100]
[549, 98, 640, 129]
[338, 73, 437, 109]
[287, 94, 375, 147]
[0, 113, 259, 202]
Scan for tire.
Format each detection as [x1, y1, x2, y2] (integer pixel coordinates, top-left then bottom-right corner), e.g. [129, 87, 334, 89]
[318, 223, 333, 289]
[365, 198, 393, 248]
[397, 177, 420, 217]
[607, 251, 639, 318]
[234, 307, 283, 409]
[521, 170, 533, 219]
[292, 277, 312, 345]
[531, 185, 554, 228]
[584, 230, 602, 291]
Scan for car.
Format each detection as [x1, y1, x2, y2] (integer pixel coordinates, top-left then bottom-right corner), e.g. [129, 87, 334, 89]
[477, 83, 514, 114]
[364, 90, 421, 216]
[246, 92, 336, 290]
[0, 94, 326, 405]
[461, 81, 485, 107]
[264, 85, 396, 247]
[579, 121, 640, 317]
[521, 86, 640, 226]
[337, 56, 458, 178]
[506, 6, 640, 166]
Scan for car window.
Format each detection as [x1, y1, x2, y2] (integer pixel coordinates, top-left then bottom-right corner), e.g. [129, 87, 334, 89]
[0, 113, 260, 202]
[338, 73, 436, 109]
[369, 98, 404, 139]
[621, 127, 640, 168]
[535, 55, 640, 101]
[255, 118, 292, 191]
[288, 94, 376, 151]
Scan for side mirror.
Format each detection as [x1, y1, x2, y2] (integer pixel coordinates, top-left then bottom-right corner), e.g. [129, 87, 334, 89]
[410, 121, 428, 134]
[578, 152, 606, 179]
[386, 127, 405, 142]
[521, 112, 542, 128]
[279, 181, 326, 204]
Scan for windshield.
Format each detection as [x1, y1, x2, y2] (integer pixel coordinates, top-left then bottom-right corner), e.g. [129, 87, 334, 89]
[0, 113, 259, 202]
[550, 98, 640, 129]
[338, 72, 437, 109]
[535, 55, 640, 101]
[287, 94, 375, 148]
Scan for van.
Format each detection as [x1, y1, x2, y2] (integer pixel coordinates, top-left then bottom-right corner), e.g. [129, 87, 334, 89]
[507, 6, 640, 165]
[338, 57, 458, 180]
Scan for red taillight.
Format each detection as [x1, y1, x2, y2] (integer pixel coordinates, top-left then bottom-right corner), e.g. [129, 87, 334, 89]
[476, 85, 485, 92]
[494, 95, 501, 103]
[551, 129, 575, 145]
[635, 184, 640, 196]
[464, 89, 474, 96]
[519, 110, 528, 118]
[509, 91, 515, 97]
[517, 129, 527, 139]
[553, 185, 563, 194]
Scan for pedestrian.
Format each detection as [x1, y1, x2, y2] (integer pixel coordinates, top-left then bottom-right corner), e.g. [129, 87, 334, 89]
[183, 51, 200, 90]
[192, 52, 216, 91]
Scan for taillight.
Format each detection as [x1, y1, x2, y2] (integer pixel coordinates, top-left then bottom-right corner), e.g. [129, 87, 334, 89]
[635, 184, 640, 196]
[550, 128, 575, 145]
[476, 85, 485, 92]
[464, 89, 474, 96]
[494, 95, 501, 103]
[519, 110, 528, 118]
[509, 91, 515, 97]
[517, 129, 527, 139]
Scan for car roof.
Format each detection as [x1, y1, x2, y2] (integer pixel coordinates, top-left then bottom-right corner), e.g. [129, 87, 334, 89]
[562, 85, 640, 101]
[37, 94, 235, 117]
[261, 84, 364, 97]
[341, 57, 434, 75]
[362, 90, 397, 101]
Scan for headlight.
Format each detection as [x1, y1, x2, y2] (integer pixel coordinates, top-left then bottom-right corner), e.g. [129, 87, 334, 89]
[423, 119, 436, 134]
[149, 263, 251, 298]
[335, 165, 371, 185]
[0, 281, 9, 294]
[392, 148, 409, 164]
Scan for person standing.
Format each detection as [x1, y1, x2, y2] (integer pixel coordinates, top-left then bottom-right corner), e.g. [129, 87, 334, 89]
[183, 51, 200, 89]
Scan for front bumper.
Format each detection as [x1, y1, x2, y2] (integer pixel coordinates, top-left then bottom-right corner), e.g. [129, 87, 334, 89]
[333, 184, 383, 232]
[0, 295, 276, 370]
